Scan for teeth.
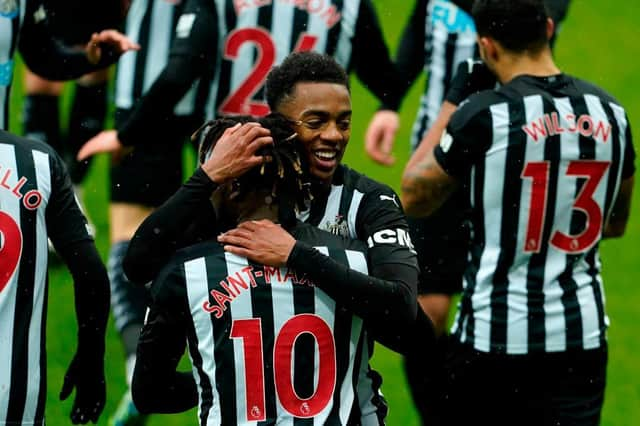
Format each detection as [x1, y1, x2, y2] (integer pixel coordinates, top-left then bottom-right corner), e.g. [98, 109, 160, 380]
[315, 151, 337, 160]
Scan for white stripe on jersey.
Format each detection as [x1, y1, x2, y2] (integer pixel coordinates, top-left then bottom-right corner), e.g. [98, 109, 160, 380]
[310, 246, 336, 425]
[21, 150, 51, 421]
[223, 252, 259, 426]
[355, 332, 379, 426]
[271, 1, 294, 65]
[334, 0, 360, 68]
[346, 189, 364, 240]
[0, 143, 20, 421]
[230, 8, 259, 99]
[115, 0, 146, 110]
[185, 258, 222, 426]
[608, 102, 629, 222]
[317, 185, 343, 232]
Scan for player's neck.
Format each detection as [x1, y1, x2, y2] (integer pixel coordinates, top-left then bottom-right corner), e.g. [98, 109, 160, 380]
[238, 203, 279, 224]
[496, 49, 561, 84]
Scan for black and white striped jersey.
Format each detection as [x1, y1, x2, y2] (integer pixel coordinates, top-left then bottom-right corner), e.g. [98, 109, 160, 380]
[143, 225, 387, 425]
[0, 131, 92, 424]
[434, 74, 636, 354]
[115, 0, 203, 117]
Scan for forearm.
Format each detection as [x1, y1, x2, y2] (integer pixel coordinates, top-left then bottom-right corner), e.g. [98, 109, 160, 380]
[123, 168, 218, 284]
[118, 55, 204, 147]
[58, 240, 110, 350]
[406, 101, 457, 171]
[603, 176, 634, 238]
[287, 242, 417, 326]
[392, 0, 427, 107]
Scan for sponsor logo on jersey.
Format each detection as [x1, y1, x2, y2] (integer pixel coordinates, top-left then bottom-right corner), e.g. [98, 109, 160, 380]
[325, 214, 349, 237]
[431, 0, 475, 34]
[366, 228, 415, 252]
[440, 130, 453, 153]
[0, 0, 17, 18]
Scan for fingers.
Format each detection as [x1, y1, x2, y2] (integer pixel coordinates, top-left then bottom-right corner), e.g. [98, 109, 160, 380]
[59, 377, 73, 401]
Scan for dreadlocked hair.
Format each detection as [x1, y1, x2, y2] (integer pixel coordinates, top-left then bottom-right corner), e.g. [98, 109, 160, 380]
[194, 113, 312, 226]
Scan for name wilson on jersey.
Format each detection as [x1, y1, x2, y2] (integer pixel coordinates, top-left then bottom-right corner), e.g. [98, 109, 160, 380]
[522, 112, 612, 143]
[202, 265, 316, 318]
[234, 0, 342, 28]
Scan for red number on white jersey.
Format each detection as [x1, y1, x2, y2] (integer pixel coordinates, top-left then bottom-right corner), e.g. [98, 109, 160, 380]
[219, 28, 318, 116]
[0, 211, 22, 293]
[522, 160, 610, 254]
[231, 314, 337, 422]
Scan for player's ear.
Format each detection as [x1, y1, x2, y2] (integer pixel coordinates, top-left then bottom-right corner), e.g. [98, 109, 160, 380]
[546, 17, 555, 41]
[477, 37, 497, 62]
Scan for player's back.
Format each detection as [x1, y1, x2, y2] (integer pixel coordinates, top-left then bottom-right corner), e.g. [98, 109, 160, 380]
[451, 74, 633, 354]
[154, 222, 384, 425]
[0, 131, 59, 423]
[206, 0, 361, 118]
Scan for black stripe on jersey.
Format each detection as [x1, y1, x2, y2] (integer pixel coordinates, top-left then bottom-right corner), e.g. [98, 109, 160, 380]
[249, 261, 277, 425]
[324, 0, 345, 56]
[346, 329, 365, 425]
[489, 101, 527, 353]
[325, 248, 353, 424]
[600, 101, 622, 219]
[132, 4, 153, 102]
[33, 282, 49, 422]
[185, 310, 215, 426]
[457, 157, 487, 345]
[526, 97, 562, 350]
[306, 187, 334, 227]
[205, 256, 237, 425]
[442, 33, 458, 97]
[253, 4, 274, 102]
[6, 147, 38, 423]
[292, 260, 316, 426]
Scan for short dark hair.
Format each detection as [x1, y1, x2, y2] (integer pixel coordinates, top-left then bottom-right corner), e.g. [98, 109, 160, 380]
[472, 0, 549, 52]
[194, 114, 311, 225]
[265, 51, 350, 110]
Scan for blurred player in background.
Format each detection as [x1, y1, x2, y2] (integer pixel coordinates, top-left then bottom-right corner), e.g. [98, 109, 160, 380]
[0, 130, 110, 425]
[364, 1, 571, 422]
[21, 0, 126, 202]
[401, 0, 634, 423]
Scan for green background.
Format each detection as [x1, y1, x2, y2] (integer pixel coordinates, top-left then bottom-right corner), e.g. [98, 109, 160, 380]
[12, 1, 638, 424]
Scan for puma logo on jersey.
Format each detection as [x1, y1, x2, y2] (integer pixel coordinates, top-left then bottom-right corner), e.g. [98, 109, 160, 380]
[379, 194, 399, 208]
[176, 14, 196, 38]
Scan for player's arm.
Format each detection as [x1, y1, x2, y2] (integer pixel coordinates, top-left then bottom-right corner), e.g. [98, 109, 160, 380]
[19, 3, 137, 81]
[76, 0, 217, 160]
[604, 128, 635, 238]
[363, 0, 427, 165]
[132, 267, 197, 414]
[45, 150, 110, 424]
[124, 123, 273, 285]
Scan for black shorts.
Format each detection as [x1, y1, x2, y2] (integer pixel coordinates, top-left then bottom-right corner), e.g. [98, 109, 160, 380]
[444, 340, 607, 426]
[410, 191, 471, 295]
[110, 108, 200, 207]
[45, 0, 124, 45]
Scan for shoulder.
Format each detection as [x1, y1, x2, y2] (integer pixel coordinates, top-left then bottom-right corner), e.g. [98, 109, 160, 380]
[566, 75, 622, 106]
[0, 130, 65, 173]
[450, 89, 505, 130]
[338, 165, 398, 198]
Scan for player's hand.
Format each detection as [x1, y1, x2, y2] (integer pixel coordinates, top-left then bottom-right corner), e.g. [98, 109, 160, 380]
[77, 130, 128, 162]
[365, 110, 399, 166]
[218, 219, 295, 266]
[201, 122, 273, 184]
[446, 59, 497, 105]
[86, 30, 140, 65]
[60, 349, 106, 424]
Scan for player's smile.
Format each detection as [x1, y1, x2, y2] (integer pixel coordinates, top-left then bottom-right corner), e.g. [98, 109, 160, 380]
[278, 82, 352, 183]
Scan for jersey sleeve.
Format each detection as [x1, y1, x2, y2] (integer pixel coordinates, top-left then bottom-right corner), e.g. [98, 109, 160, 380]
[622, 118, 635, 179]
[433, 100, 493, 177]
[45, 150, 93, 251]
[350, 0, 404, 111]
[169, 0, 217, 59]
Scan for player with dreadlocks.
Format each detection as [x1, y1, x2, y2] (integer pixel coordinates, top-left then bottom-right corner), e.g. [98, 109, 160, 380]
[131, 113, 420, 424]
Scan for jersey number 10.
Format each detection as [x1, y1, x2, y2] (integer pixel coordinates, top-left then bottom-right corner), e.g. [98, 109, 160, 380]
[220, 28, 319, 116]
[522, 160, 610, 254]
[231, 313, 336, 421]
